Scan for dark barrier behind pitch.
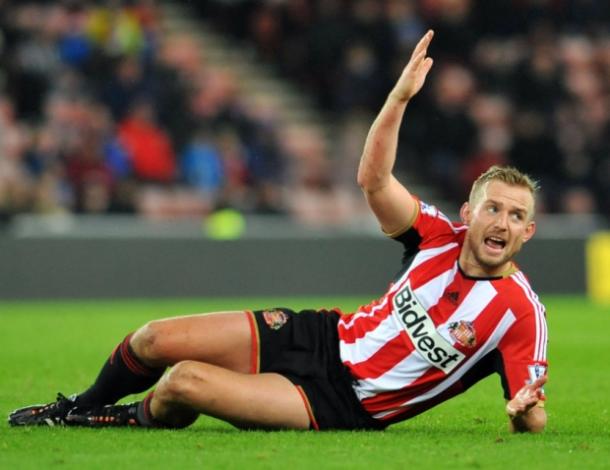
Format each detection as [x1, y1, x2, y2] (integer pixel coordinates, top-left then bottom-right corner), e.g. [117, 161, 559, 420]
[0, 237, 585, 299]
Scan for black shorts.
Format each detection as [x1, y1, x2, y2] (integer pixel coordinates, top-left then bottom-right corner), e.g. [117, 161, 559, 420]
[246, 308, 386, 431]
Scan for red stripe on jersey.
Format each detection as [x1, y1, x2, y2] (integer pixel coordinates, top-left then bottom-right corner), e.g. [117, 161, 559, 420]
[450, 294, 506, 352]
[338, 299, 393, 344]
[513, 272, 547, 361]
[411, 198, 467, 246]
[378, 382, 465, 423]
[426, 275, 476, 325]
[345, 332, 410, 380]
[361, 367, 446, 414]
[493, 277, 548, 398]
[407, 245, 461, 291]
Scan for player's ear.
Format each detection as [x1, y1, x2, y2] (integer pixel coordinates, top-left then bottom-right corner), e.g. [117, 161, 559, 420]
[523, 220, 536, 243]
[460, 202, 471, 225]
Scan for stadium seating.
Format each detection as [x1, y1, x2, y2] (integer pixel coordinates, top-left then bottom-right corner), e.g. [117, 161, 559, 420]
[1, 0, 608, 227]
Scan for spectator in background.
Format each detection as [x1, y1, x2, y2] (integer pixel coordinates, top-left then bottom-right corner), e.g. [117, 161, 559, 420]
[58, 2, 93, 71]
[118, 98, 176, 184]
[101, 55, 151, 121]
[89, 103, 131, 183]
[9, 5, 63, 121]
[461, 93, 512, 193]
[387, 0, 425, 55]
[181, 128, 224, 206]
[86, 1, 148, 58]
[26, 125, 72, 214]
[64, 126, 114, 214]
[214, 128, 251, 210]
[151, 34, 198, 153]
[421, 63, 478, 200]
[0, 95, 33, 223]
[300, 0, 352, 109]
[336, 42, 385, 112]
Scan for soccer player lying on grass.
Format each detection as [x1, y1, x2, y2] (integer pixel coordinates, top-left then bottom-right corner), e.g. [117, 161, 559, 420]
[9, 30, 548, 433]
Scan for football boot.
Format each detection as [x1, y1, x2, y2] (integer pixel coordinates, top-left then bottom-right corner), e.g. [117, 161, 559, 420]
[8, 393, 79, 426]
[66, 403, 140, 427]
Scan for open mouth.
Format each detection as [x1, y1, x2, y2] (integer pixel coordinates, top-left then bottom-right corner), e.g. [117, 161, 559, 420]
[484, 236, 506, 253]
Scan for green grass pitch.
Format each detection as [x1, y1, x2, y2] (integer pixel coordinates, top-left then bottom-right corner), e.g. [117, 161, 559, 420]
[1, 296, 609, 469]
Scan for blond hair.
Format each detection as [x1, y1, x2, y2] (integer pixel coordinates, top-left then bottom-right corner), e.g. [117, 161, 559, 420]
[469, 166, 539, 218]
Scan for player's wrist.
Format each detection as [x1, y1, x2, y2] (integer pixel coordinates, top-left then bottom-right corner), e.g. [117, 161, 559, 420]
[387, 90, 411, 105]
[506, 401, 541, 419]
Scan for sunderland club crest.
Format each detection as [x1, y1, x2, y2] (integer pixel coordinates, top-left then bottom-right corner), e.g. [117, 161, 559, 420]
[262, 309, 289, 330]
[448, 320, 477, 348]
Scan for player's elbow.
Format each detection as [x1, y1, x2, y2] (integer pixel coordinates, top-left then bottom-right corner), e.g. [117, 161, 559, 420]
[356, 167, 373, 191]
[357, 165, 384, 194]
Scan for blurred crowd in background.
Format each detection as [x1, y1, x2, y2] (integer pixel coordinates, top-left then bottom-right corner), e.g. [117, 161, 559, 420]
[1, 0, 609, 227]
[0, 0, 293, 224]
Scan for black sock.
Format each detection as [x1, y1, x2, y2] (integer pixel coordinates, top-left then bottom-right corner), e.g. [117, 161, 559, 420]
[135, 392, 161, 427]
[76, 333, 165, 407]
[135, 391, 195, 429]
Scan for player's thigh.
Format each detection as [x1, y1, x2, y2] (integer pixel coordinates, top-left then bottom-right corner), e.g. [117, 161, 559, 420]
[132, 311, 252, 373]
[155, 360, 310, 430]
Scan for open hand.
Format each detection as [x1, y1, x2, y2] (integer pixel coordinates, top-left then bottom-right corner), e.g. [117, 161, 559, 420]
[390, 30, 435, 102]
[506, 375, 547, 418]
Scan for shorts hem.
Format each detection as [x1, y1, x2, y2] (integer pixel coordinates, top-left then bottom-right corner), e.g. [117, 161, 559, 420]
[245, 310, 260, 374]
[294, 385, 320, 430]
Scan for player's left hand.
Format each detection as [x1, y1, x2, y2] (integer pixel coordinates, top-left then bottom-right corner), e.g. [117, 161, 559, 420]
[389, 30, 434, 103]
[506, 375, 547, 418]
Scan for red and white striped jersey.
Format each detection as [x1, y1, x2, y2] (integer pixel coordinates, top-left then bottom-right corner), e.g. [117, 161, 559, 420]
[338, 199, 548, 424]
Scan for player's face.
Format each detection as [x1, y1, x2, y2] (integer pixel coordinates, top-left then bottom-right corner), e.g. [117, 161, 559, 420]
[460, 181, 536, 277]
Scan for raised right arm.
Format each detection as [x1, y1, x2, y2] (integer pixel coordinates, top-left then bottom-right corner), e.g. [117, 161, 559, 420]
[357, 30, 434, 236]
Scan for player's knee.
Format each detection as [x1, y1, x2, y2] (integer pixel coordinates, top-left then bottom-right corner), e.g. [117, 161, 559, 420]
[159, 360, 204, 403]
[130, 320, 167, 365]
